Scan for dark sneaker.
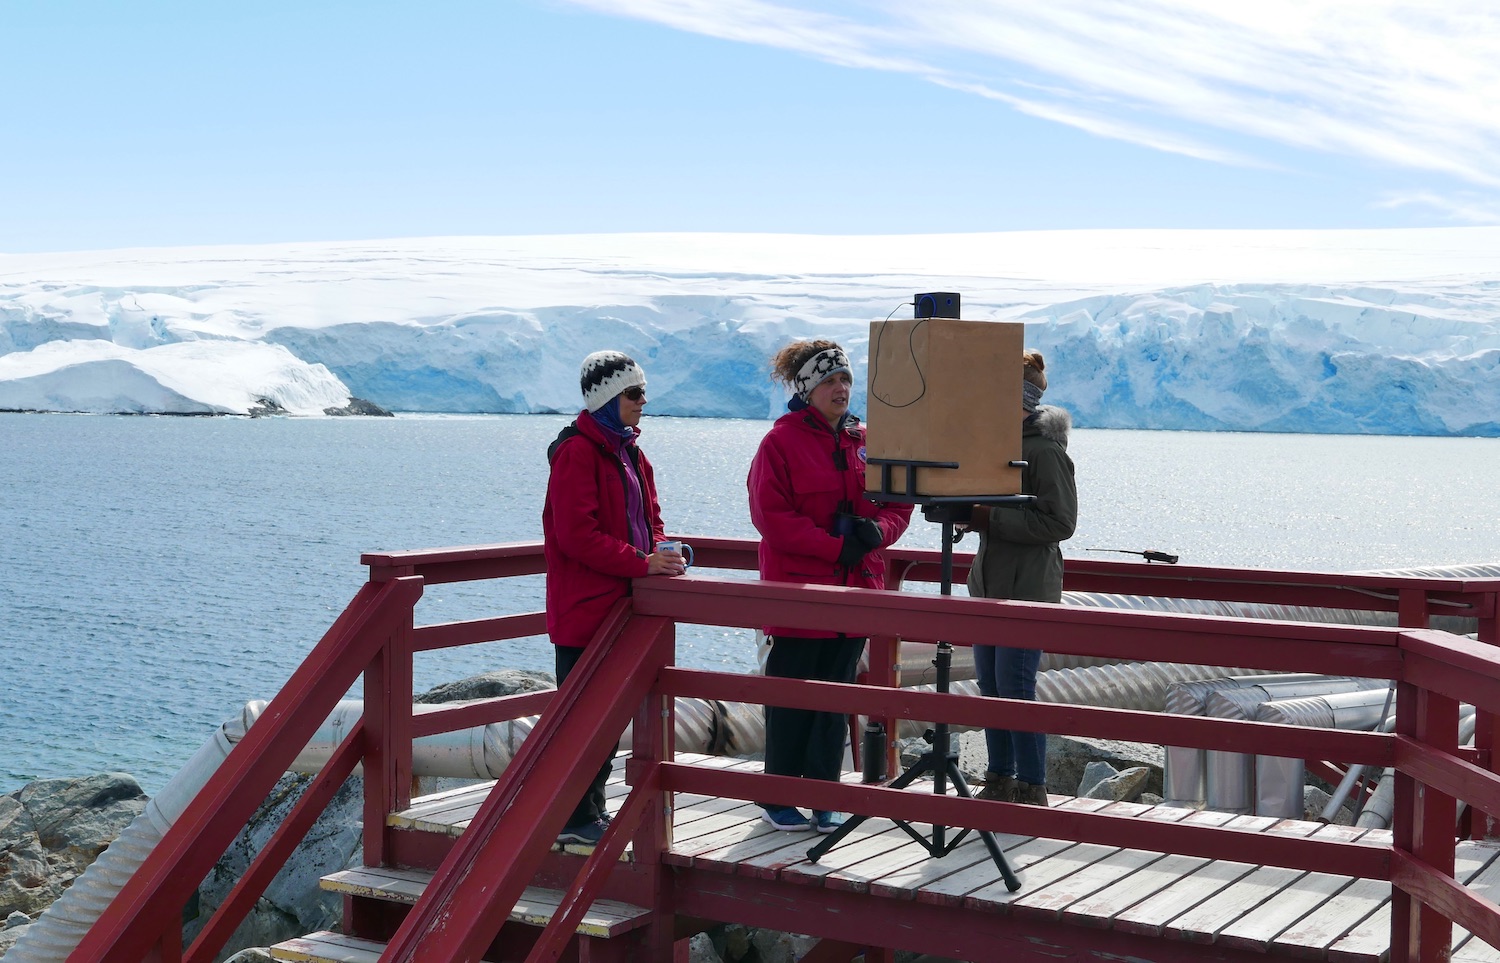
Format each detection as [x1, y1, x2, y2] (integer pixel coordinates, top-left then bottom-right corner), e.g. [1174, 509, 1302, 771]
[761, 806, 812, 831]
[813, 810, 847, 834]
[557, 818, 607, 845]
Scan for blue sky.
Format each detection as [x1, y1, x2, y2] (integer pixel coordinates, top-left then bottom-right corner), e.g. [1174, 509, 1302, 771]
[4, 0, 1498, 253]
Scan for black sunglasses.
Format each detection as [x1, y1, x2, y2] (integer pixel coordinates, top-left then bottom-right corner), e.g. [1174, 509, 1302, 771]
[621, 386, 646, 401]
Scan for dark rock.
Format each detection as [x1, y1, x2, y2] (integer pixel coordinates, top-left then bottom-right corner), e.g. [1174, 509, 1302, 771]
[322, 397, 393, 417]
[187, 772, 363, 957]
[0, 916, 31, 956]
[0, 795, 58, 917]
[17, 772, 146, 874]
[246, 397, 287, 417]
[415, 669, 555, 704]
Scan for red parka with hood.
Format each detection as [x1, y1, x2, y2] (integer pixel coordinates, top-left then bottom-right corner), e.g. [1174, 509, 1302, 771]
[747, 407, 912, 638]
[543, 410, 666, 649]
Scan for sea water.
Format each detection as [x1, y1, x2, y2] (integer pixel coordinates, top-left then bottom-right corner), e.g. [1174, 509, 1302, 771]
[3, 412, 1499, 794]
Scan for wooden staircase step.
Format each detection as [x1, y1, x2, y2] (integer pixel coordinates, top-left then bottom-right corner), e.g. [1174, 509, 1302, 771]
[270, 931, 387, 963]
[321, 866, 653, 937]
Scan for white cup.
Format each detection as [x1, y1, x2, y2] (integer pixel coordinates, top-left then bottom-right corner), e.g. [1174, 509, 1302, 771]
[656, 540, 694, 568]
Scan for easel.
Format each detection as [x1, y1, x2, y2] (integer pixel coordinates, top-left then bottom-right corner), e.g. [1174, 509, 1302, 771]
[806, 457, 1028, 892]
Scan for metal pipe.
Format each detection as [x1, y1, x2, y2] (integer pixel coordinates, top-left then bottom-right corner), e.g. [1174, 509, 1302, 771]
[1356, 708, 1478, 829]
[1252, 690, 1397, 818]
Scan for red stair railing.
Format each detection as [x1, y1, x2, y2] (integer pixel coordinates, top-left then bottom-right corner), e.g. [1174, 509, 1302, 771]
[69, 535, 1500, 962]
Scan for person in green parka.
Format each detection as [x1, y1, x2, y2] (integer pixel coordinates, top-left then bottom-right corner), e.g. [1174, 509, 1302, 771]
[965, 349, 1078, 806]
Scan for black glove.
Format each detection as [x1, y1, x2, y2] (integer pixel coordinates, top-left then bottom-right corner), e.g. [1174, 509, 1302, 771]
[837, 519, 884, 568]
[837, 535, 870, 568]
[852, 517, 883, 552]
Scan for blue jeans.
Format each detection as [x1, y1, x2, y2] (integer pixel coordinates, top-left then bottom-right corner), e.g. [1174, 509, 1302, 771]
[972, 644, 1045, 785]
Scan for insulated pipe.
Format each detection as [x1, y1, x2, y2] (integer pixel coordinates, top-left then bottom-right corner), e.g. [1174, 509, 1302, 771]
[913, 574, 1485, 685]
[1252, 689, 1397, 819]
[238, 696, 759, 779]
[5, 721, 240, 962]
[1356, 708, 1477, 829]
[1161, 674, 1322, 809]
[891, 661, 1281, 742]
[1203, 679, 1390, 814]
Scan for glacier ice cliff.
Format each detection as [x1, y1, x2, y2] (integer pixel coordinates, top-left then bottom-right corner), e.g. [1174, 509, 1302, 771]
[1, 230, 1498, 435]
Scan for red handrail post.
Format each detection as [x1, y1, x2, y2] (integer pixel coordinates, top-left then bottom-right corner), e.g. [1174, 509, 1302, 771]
[630, 619, 680, 960]
[1476, 586, 1500, 840]
[1392, 676, 1460, 963]
[362, 609, 416, 867]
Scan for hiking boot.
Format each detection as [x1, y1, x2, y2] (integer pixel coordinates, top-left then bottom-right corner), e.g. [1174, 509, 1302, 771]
[557, 818, 607, 846]
[761, 806, 812, 831]
[975, 771, 1017, 802]
[1015, 782, 1050, 807]
[813, 810, 847, 834]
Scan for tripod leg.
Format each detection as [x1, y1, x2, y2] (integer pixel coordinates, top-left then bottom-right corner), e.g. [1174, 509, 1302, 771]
[946, 758, 1022, 892]
[807, 751, 943, 862]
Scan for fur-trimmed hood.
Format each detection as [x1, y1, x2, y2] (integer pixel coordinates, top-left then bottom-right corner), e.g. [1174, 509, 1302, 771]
[1028, 405, 1071, 447]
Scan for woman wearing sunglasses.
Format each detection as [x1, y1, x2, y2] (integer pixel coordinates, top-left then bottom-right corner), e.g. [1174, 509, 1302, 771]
[542, 350, 687, 846]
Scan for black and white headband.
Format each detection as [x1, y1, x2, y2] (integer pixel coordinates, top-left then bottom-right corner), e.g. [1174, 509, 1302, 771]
[793, 347, 851, 401]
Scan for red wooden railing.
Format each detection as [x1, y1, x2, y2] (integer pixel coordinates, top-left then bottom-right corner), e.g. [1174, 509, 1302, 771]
[71, 537, 1500, 963]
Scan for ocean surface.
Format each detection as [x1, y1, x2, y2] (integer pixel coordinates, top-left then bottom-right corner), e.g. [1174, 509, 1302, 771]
[4, 412, 1499, 795]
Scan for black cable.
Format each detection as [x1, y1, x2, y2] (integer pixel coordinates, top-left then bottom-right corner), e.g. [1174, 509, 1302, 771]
[869, 302, 929, 409]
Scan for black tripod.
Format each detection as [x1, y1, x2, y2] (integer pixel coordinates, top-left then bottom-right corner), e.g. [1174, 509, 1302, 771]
[806, 497, 1022, 892]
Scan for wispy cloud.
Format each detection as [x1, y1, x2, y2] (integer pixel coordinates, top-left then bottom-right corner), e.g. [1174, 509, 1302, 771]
[1377, 191, 1500, 224]
[564, 0, 1500, 197]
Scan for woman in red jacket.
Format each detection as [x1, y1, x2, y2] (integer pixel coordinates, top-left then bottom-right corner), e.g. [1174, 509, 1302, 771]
[747, 339, 912, 833]
[543, 350, 687, 846]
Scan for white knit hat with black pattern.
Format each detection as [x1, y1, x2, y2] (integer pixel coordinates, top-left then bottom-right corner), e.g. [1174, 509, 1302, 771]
[580, 350, 647, 413]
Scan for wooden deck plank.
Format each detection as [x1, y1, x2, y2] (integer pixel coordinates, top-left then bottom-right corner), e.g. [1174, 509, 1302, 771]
[777, 824, 920, 890]
[1216, 872, 1360, 953]
[864, 834, 1006, 900]
[1156, 816, 1330, 943]
[912, 797, 1111, 907]
[320, 868, 650, 938]
[1214, 826, 1379, 953]
[1104, 811, 1265, 937]
[1054, 805, 1199, 928]
[271, 931, 386, 963]
[1325, 841, 1500, 963]
[378, 751, 1500, 963]
[912, 835, 1081, 908]
[1069, 851, 1215, 930]
[1448, 843, 1500, 955]
[1007, 843, 1170, 922]
[1165, 864, 1310, 944]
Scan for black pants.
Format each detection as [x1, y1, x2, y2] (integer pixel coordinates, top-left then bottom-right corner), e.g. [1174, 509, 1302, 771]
[760, 634, 865, 809]
[555, 644, 617, 829]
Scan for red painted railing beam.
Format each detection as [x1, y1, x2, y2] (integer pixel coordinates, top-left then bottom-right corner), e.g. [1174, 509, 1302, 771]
[1391, 848, 1500, 954]
[1403, 630, 1500, 709]
[409, 689, 555, 737]
[525, 765, 663, 963]
[412, 611, 547, 650]
[70, 576, 423, 963]
[381, 607, 673, 963]
[633, 578, 1407, 677]
[184, 722, 366, 963]
[656, 666, 1394, 765]
[661, 763, 1390, 880]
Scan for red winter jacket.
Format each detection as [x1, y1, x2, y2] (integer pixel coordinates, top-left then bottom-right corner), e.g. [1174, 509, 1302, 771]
[747, 407, 912, 638]
[543, 411, 667, 649]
